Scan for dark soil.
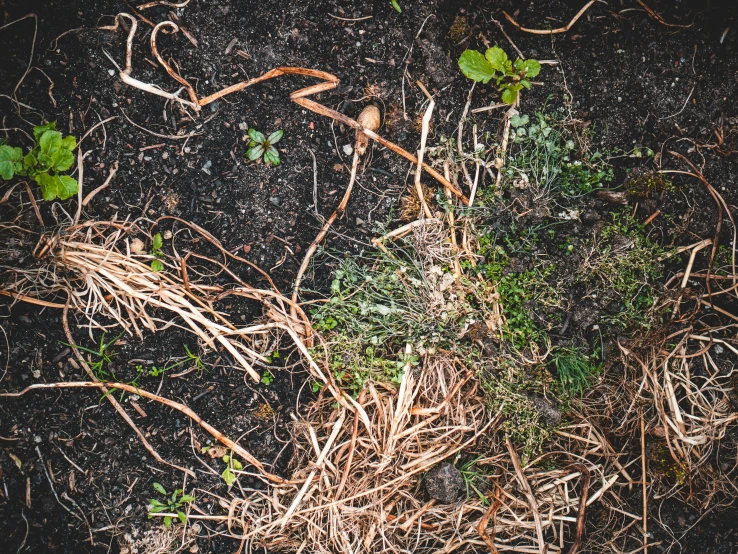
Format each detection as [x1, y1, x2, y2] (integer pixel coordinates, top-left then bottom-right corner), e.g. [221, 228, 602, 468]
[1, 0, 738, 552]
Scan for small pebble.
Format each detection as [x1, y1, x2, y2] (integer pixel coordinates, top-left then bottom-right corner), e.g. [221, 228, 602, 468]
[162, 151, 169, 160]
[269, 196, 281, 207]
[108, 69, 115, 76]
[343, 144, 353, 156]
[238, 122, 249, 131]
[201, 160, 212, 175]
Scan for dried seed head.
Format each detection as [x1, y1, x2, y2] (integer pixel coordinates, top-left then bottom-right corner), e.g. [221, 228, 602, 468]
[399, 183, 432, 221]
[355, 104, 381, 156]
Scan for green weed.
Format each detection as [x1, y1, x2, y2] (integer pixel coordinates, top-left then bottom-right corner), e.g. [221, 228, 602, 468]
[246, 128, 283, 166]
[148, 483, 194, 527]
[150, 232, 164, 272]
[551, 348, 600, 397]
[459, 47, 541, 105]
[0, 122, 78, 201]
[580, 212, 666, 329]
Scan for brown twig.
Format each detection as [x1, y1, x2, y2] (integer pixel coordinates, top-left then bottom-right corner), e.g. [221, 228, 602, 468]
[640, 414, 648, 554]
[61, 303, 195, 478]
[506, 436, 547, 554]
[636, 0, 693, 28]
[0, 380, 287, 484]
[82, 161, 119, 206]
[566, 464, 590, 554]
[477, 489, 502, 553]
[503, 0, 596, 34]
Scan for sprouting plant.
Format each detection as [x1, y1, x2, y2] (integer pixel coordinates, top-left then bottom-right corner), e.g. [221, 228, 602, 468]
[246, 128, 283, 166]
[552, 348, 600, 397]
[147, 483, 195, 528]
[0, 122, 78, 201]
[60, 332, 122, 381]
[391, 0, 401, 12]
[458, 46, 540, 105]
[459, 456, 490, 505]
[150, 233, 164, 272]
[136, 345, 204, 378]
[261, 370, 274, 385]
[221, 454, 243, 487]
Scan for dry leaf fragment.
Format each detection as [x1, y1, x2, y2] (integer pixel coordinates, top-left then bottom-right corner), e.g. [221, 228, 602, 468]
[355, 105, 381, 156]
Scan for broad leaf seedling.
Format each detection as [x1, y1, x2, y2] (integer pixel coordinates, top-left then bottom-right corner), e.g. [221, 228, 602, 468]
[458, 46, 541, 105]
[0, 122, 79, 201]
[246, 128, 284, 166]
[148, 482, 195, 528]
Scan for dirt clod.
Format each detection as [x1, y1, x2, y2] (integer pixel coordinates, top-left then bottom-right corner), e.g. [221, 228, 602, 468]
[424, 463, 465, 504]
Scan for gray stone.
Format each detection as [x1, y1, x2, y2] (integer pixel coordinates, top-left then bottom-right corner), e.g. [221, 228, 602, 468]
[528, 393, 561, 427]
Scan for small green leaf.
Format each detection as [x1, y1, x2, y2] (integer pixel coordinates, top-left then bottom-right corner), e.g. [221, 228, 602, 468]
[39, 130, 62, 157]
[501, 87, 518, 105]
[510, 114, 529, 128]
[247, 129, 265, 143]
[163, 516, 172, 528]
[247, 144, 264, 161]
[263, 146, 280, 166]
[177, 511, 187, 524]
[231, 458, 243, 470]
[61, 135, 76, 151]
[222, 466, 236, 487]
[180, 495, 195, 503]
[484, 47, 509, 72]
[51, 149, 74, 172]
[458, 50, 495, 84]
[267, 130, 284, 144]
[0, 145, 22, 180]
[148, 504, 169, 514]
[153, 482, 167, 495]
[148, 498, 166, 507]
[152, 233, 163, 253]
[35, 173, 78, 201]
[520, 80, 531, 90]
[33, 122, 56, 142]
[520, 59, 541, 78]
[151, 259, 164, 272]
[23, 152, 37, 170]
[391, 0, 401, 12]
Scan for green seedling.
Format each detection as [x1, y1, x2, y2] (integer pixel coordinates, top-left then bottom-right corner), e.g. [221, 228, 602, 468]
[222, 454, 243, 487]
[150, 233, 164, 272]
[136, 345, 204, 378]
[458, 46, 540, 105]
[60, 332, 122, 382]
[261, 370, 274, 385]
[459, 457, 490, 505]
[148, 483, 195, 528]
[246, 128, 283, 166]
[552, 348, 600, 397]
[0, 122, 78, 201]
[391, 0, 401, 12]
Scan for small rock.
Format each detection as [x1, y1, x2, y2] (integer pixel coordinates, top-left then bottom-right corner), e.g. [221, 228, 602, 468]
[238, 122, 249, 131]
[163, 230, 173, 240]
[162, 151, 169, 160]
[269, 196, 281, 207]
[130, 238, 145, 255]
[528, 393, 561, 427]
[424, 463, 464, 503]
[714, 344, 724, 355]
[343, 144, 353, 156]
[201, 160, 212, 175]
[356, 217, 365, 225]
